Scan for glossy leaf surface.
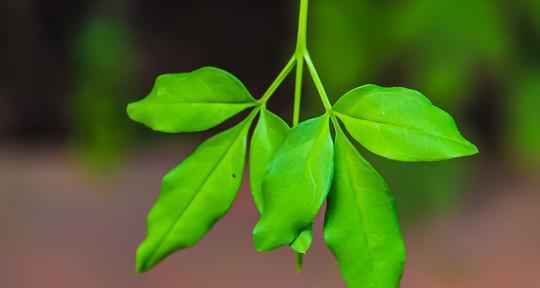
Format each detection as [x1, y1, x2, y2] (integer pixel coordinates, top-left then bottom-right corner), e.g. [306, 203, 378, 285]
[253, 115, 333, 251]
[127, 67, 256, 133]
[249, 109, 290, 212]
[325, 127, 406, 287]
[333, 84, 478, 161]
[136, 115, 254, 272]
[290, 227, 313, 254]
[249, 109, 314, 256]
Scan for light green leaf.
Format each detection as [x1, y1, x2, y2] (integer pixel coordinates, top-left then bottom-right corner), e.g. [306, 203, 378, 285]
[127, 67, 257, 133]
[290, 227, 312, 254]
[333, 84, 478, 161]
[249, 109, 313, 260]
[291, 226, 313, 272]
[324, 127, 406, 288]
[253, 115, 334, 251]
[250, 109, 290, 212]
[136, 113, 255, 272]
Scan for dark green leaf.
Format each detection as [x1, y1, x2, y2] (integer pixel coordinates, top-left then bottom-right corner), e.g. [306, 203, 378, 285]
[136, 113, 255, 272]
[253, 115, 333, 251]
[249, 109, 313, 258]
[333, 84, 478, 161]
[127, 67, 257, 133]
[324, 127, 405, 287]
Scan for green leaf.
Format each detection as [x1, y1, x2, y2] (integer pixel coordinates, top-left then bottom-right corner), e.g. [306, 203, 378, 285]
[290, 227, 312, 254]
[249, 109, 290, 212]
[291, 226, 313, 272]
[249, 109, 313, 260]
[253, 115, 334, 251]
[333, 84, 478, 162]
[136, 113, 255, 272]
[127, 67, 257, 133]
[324, 127, 406, 287]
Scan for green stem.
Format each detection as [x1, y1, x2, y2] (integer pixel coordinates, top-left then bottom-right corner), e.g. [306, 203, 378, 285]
[260, 0, 333, 125]
[246, 105, 263, 126]
[296, 0, 309, 53]
[293, 58, 304, 126]
[259, 55, 296, 106]
[330, 115, 341, 132]
[304, 51, 332, 111]
[293, 0, 309, 126]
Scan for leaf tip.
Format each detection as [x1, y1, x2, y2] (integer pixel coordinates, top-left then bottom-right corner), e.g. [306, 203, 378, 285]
[290, 228, 312, 254]
[252, 227, 271, 252]
[470, 143, 480, 155]
[460, 138, 480, 157]
[126, 101, 141, 122]
[135, 241, 158, 274]
[252, 221, 283, 252]
[135, 248, 149, 274]
[135, 259, 150, 274]
[135, 262, 147, 274]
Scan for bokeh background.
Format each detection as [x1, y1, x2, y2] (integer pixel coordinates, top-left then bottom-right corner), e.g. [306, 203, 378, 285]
[1, 0, 539, 287]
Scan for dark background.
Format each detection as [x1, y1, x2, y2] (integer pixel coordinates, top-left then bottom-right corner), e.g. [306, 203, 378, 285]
[1, 0, 539, 287]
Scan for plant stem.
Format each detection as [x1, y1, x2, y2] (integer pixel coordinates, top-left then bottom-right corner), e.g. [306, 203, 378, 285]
[260, 0, 334, 123]
[304, 51, 332, 111]
[259, 55, 296, 106]
[296, 0, 309, 53]
[293, 59, 304, 126]
[293, 0, 309, 126]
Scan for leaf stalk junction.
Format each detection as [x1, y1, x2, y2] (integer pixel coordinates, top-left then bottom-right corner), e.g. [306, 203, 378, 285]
[258, 0, 333, 128]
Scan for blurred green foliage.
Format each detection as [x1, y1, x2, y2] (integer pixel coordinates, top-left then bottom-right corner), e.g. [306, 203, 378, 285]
[71, 15, 135, 171]
[311, 0, 512, 107]
[310, 0, 539, 217]
[66, 0, 538, 210]
[506, 71, 540, 165]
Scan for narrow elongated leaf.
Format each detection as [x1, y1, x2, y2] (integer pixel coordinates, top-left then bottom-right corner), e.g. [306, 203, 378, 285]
[127, 67, 257, 133]
[249, 109, 313, 258]
[253, 115, 333, 251]
[333, 84, 478, 161]
[136, 114, 255, 272]
[324, 127, 406, 287]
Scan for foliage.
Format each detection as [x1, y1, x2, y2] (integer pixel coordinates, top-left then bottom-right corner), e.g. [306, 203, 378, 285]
[309, 0, 540, 214]
[72, 15, 134, 170]
[505, 71, 540, 165]
[126, 0, 478, 286]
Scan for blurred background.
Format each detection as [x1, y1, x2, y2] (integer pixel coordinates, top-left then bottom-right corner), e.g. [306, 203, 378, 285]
[0, 0, 539, 287]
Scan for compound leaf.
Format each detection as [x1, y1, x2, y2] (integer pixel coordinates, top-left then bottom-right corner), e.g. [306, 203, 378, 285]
[127, 67, 257, 133]
[324, 127, 406, 287]
[253, 115, 333, 251]
[136, 114, 255, 272]
[333, 84, 478, 161]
